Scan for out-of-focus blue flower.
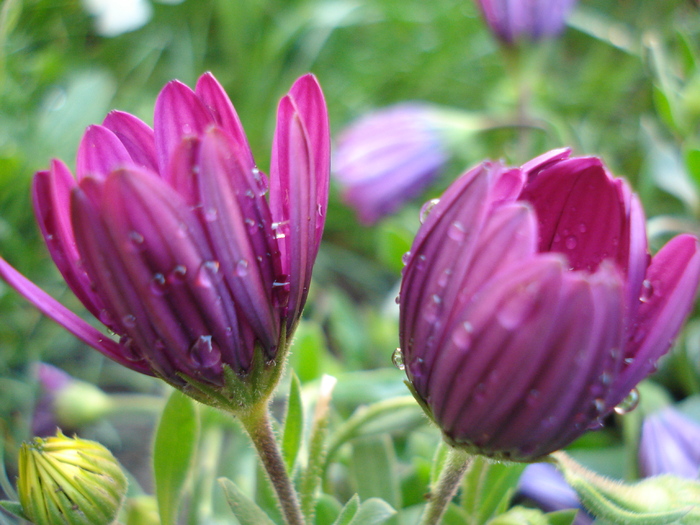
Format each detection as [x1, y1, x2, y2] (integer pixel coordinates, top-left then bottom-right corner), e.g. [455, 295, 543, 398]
[333, 103, 450, 224]
[475, 0, 578, 45]
[518, 463, 593, 525]
[639, 407, 700, 479]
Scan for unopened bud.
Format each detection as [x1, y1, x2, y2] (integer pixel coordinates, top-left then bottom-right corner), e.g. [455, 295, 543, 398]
[18, 431, 127, 525]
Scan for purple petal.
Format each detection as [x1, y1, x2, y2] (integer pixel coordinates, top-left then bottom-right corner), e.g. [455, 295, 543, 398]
[639, 407, 700, 479]
[102, 111, 158, 173]
[76, 124, 134, 181]
[32, 160, 105, 320]
[615, 234, 700, 399]
[195, 127, 279, 358]
[0, 255, 152, 375]
[269, 74, 329, 331]
[154, 80, 215, 179]
[195, 72, 254, 167]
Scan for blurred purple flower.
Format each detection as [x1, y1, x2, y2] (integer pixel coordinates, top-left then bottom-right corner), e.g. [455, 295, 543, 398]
[0, 73, 329, 404]
[639, 407, 700, 479]
[518, 463, 593, 525]
[32, 364, 73, 437]
[399, 148, 700, 461]
[333, 103, 450, 224]
[475, 0, 578, 44]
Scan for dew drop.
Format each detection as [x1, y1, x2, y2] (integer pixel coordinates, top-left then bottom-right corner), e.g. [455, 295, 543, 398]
[244, 218, 257, 233]
[623, 357, 634, 365]
[122, 314, 137, 328]
[197, 261, 220, 288]
[401, 252, 411, 265]
[99, 309, 114, 326]
[565, 235, 578, 250]
[204, 208, 218, 222]
[129, 230, 145, 247]
[613, 388, 640, 415]
[594, 398, 606, 413]
[245, 189, 255, 199]
[150, 273, 167, 295]
[578, 223, 587, 233]
[639, 280, 654, 303]
[119, 336, 142, 361]
[170, 265, 188, 283]
[189, 335, 221, 368]
[236, 259, 249, 277]
[437, 268, 452, 287]
[411, 357, 426, 379]
[391, 348, 405, 370]
[448, 221, 466, 243]
[394, 294, 401, 305]
[451, 321, 474, 348]
[419, 198, 440, 224]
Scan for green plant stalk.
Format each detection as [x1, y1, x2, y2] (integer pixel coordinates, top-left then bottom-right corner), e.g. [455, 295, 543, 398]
[420, 447, 473, 525]
[239, 405, 305, 525]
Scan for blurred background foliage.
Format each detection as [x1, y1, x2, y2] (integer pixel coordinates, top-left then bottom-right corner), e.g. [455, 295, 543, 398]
[1, 0, 700, 522]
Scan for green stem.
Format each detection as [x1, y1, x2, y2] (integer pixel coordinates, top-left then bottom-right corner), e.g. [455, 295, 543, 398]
[106, 394, 164, 415]
[419, 447, 472, 525]
[240, 406, 305, 525]
[188, 425, 224, 525]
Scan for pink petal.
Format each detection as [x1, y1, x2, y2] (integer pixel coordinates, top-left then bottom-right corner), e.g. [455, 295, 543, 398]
[76, 124, 134, 181]
[195, 72, 254, 166]
[0, 256, 152, 375]
[102, 111, 158, 173]
[32, 160, 105, 319]
[154, 80, 215, 179]
[269, 74, 329, 331]
[615, 234, 700, 399]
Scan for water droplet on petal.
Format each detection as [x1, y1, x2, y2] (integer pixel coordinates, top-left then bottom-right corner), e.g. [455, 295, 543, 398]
[578, 223, 587, 233]
[196, 261, 220, 288]
[150, 273, 167, 295]
[437, 268, 452, 287]
[419, 198, 440, 224]
[129, 231, 145, 250]
[170, 265, 188, 283]
[236, 259, 249, 277]
[401, 252, 411, 265]
[189, 335, 221, 368]
[448, 221, 466, 243]
[394, 294, 400, 305]
[613, 388, 640, 415]
[594, 398, 606, 414]
[391, 348, 405, 370]
[639, 280, 654, 303]
[99, 309, 114, 326]
[122, 314, 137, 328]
[410, 357, 426, 379]
[451, 321, 474, 348]
[204, 208, 218, 222]
[119, 336, 142, 361]
[565, 235, 578, 250]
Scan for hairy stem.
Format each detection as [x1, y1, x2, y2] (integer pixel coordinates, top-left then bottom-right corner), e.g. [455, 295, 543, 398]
[420, 447, 472, 525]
[240, 406, 305, 525]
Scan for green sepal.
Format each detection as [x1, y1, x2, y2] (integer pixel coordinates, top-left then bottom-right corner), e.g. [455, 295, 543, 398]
[0, 500, 28, 520]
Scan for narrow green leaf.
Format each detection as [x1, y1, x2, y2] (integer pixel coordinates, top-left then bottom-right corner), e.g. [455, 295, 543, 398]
[153, 390, 199, 525]
[333, 494, 360, 525]
[546, 509, 579, 525]
[0, 500, 27, 520]
[351, 436, 401, 523]
[350, 498, 397, 525]
[218, 477, 276, 525]
[461, 455, 526, 524]
[282, 372, 304, 474]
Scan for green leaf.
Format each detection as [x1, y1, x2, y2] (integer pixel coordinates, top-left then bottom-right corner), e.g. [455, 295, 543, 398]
[545, 509, 579, 525]
[0, 500, 28, 520]
[153, 390, 199, 525]
[351, 436, 401, 524]
[333, 494, 361, 525]
[461, 455, 526, 524]
[282, 372, 304, 474]
[218, 477, 276, 525]
[350, 498, 397, 525]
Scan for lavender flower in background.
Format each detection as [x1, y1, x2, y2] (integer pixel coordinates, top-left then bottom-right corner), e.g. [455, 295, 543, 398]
[639, 407, 700, 479]
[0, 73, 329, 411]
[333, 103, 450, 224]
[475, 0, 579, 45]
[518, 463, 593, 525]
[398, 148, 700, 461]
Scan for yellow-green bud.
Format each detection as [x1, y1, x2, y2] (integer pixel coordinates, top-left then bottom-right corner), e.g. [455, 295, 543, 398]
[18, 431, 128, 525]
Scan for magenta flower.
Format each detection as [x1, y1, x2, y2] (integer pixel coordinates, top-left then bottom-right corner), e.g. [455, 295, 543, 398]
[0, 73, 329, 405]
[333, 103, 450, 224]
[475, 0, 578, 44]
[639, 407, 700, 479]
[398, 148, 700, 461]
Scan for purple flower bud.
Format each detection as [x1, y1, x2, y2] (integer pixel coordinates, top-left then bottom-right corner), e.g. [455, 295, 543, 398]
[333, 104, 450, 224]
[0, 73, 329, 409]
[475, 0, 578, 45]
[639, 407, 700, 479]
[398, 148, 700, 461]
